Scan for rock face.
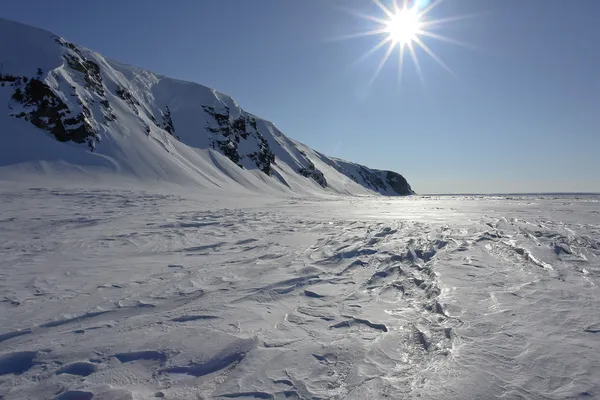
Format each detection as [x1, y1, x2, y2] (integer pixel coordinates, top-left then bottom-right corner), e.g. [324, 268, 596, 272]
[202, 105, 275, 175]
[0, 17, 414, 196]
[1, 72, 97, 149]
[384, 171, 413, 195]
[298, 161, 327, 188]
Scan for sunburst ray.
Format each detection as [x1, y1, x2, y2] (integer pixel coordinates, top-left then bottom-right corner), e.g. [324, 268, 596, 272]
[370, 40, 397, 84]
[417, 30, 477, 49]
[330, 0, 475, 86]
[407, 41, 425, 86]
[324, 28, 390, 43]
[413, 37, 456, 77]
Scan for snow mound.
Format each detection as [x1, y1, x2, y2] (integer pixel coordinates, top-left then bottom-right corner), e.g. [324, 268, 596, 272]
[0, 17, 413, 197]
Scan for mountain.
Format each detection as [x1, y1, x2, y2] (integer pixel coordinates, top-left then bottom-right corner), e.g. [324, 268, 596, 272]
[0, 18, 414, 196]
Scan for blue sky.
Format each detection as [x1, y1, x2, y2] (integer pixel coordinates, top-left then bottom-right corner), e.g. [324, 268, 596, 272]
[2, 0, 599, 193]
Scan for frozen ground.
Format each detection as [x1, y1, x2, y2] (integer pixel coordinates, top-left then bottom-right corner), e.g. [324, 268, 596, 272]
[1, 183, 599, 399]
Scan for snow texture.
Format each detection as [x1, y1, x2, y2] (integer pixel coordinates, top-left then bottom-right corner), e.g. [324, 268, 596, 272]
[1, 17, 599, 400]
[0, 17, 413, 197]
[0, 180, 599, 399]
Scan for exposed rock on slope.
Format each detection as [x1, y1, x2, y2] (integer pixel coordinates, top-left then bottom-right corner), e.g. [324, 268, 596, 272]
[0, 17, 414, 196]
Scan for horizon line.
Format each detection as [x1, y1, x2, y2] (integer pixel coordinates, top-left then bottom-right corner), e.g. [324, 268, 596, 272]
[419, 192, 600, 196]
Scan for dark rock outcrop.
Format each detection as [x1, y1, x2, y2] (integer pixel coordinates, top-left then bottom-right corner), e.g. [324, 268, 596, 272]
[202, 105, 275, 175]
[2, 73, 98, 150]
[298, 161, 327, 188]
[384, 170, 414, 195]
[0, 18, 414, 195]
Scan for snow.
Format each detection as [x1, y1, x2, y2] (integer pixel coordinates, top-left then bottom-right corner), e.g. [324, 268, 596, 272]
[1, 182, 599, 399]
[1, 17, 599, 400]
[0, 17, 412, 198]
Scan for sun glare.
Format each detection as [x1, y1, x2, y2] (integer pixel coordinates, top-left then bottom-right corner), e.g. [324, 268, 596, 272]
[332, 0, 475, 85]
[386, 8, 422, 45]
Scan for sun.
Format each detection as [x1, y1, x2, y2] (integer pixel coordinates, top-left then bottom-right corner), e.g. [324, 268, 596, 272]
[331, 0, 475, 85]
[385, 7, 422, 45]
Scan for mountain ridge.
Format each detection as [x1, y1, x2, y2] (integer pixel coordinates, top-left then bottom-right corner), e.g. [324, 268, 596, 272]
[0, 17, 414, 196]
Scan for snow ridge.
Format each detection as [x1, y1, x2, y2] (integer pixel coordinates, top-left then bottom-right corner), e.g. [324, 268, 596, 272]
[0, 17, 413, 196]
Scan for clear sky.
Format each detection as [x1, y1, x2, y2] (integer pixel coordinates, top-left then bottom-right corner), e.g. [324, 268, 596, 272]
[2, 0, 599, 194]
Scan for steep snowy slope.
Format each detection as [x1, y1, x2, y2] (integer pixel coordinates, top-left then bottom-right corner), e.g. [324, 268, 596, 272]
[0, 18, 413, 196]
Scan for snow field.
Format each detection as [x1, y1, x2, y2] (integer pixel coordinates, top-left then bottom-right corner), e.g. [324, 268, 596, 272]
[1, 187, 598, 399]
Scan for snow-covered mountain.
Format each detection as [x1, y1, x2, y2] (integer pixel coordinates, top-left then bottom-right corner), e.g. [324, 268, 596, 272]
[0, 18, 413, 196]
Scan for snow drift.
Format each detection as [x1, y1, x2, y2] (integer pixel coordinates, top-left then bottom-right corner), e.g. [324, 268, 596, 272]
[0, 18, 413, 196]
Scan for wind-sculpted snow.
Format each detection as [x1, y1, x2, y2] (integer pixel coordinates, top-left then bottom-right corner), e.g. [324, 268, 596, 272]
[1, 186, 599, 399]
